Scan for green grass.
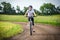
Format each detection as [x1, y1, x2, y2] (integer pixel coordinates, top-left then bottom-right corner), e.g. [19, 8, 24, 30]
[0, 22, 23, 39]
[35, 15, 60, 26]
[0, 14, 60, 26]
[0, 15, 27, 22]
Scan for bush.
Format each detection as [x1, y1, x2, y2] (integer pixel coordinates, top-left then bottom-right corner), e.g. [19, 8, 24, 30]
[0, 22, 23, 39]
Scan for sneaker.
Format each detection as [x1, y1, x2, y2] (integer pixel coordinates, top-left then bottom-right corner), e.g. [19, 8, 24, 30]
[33, 30, 35, 32]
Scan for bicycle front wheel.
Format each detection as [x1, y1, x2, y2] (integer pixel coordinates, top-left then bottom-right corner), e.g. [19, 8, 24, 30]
[30, 21, 32, 35]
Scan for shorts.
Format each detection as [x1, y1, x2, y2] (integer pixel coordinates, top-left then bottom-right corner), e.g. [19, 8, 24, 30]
[28, 17, 34, 26]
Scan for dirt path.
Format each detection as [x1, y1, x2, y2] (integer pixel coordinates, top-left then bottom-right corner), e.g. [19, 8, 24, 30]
[9, 22, 60, 40]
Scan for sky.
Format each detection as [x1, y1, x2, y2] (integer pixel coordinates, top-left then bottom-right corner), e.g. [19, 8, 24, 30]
[0, 0, 60, 10]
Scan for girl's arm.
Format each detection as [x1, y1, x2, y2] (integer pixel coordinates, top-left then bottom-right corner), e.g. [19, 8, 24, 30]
[34, 12, 36, 16]
[24, 11, 28, 16]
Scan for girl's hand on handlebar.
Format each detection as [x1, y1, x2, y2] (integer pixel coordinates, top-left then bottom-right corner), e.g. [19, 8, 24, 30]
[34, 14, 37, 17]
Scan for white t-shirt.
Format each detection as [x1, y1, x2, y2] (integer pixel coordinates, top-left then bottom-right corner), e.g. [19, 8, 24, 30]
[26, 9, 35, 17]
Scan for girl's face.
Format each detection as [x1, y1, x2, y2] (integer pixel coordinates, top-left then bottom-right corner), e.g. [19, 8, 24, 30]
[29, 7, 32, 10]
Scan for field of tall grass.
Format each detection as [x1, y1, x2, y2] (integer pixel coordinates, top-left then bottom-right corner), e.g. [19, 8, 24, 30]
[0, 22, 23, 40]
[0, 14, 60, 26]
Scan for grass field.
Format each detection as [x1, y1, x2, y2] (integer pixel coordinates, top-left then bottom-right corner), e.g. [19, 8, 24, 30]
[0, 14, 60, 26]
[0, 22, 23, 39]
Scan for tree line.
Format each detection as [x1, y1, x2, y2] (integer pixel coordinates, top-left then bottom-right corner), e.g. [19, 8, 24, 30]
[0, 2, 60, 15]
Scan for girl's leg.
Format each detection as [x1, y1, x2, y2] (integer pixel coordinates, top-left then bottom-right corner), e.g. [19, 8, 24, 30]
[31, 17, 34, 26]
[31, 17, 35, 32]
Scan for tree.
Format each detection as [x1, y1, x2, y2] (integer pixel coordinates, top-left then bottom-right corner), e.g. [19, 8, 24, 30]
[0, 6, 3, 13]
[34, 9, 40, 15]
[57, 6, 60, 13]
[1, 2, 12, 13]
[16, 5, 20, 13]
[0, 6, 2, 10]
[57, 6, 60, 10]
[11, 7, 16, 14]
[23, 7, 28, 13]
[20, 10, 24, 15]
[40, 3, 56, 15]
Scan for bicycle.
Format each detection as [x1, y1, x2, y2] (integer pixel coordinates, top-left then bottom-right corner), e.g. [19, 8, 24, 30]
[29, 16, 36, 35]
[25, 15, 36, 35]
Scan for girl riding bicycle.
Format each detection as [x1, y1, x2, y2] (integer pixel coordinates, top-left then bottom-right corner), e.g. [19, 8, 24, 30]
[25, 5, 36, 31]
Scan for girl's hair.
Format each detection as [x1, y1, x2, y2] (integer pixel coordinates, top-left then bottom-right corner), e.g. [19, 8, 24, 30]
[29, 5, 33, 8]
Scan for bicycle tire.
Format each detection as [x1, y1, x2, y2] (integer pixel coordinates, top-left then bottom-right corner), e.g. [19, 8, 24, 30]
[30, 20, 32, 35]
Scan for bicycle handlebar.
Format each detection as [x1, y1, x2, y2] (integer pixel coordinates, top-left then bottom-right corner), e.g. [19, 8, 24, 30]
[24, 15, 37, 17]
